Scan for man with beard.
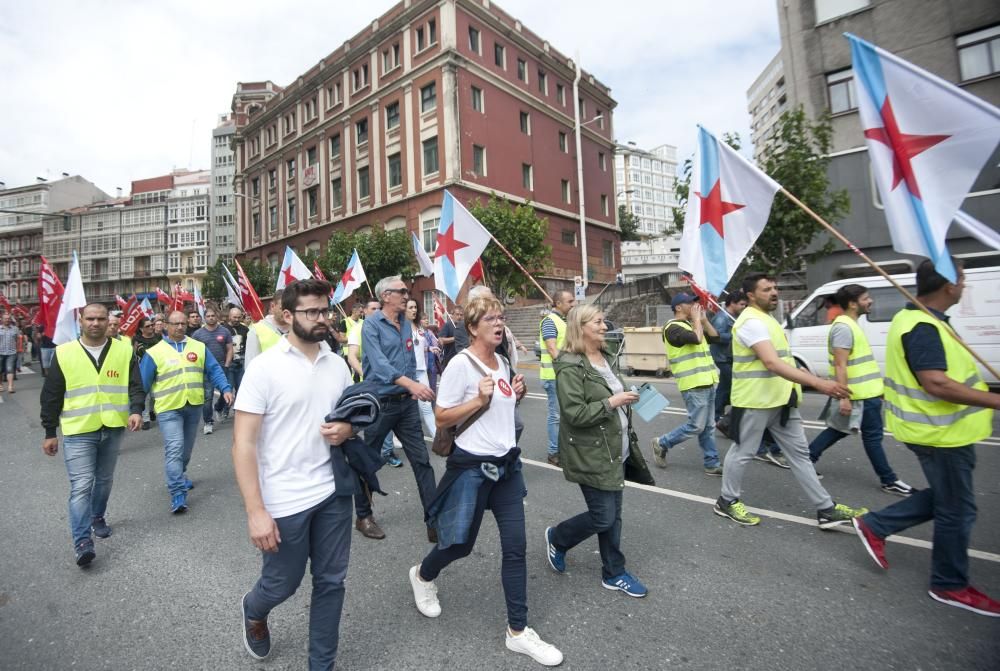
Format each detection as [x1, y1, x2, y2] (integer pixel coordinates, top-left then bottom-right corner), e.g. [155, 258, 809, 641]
[234, 279, 356, 667]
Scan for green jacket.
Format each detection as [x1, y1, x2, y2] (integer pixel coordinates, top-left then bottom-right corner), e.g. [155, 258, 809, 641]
[554, 350, 654, 491]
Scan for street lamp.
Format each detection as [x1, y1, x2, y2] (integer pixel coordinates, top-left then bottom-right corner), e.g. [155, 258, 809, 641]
[573, 54, 605, 291]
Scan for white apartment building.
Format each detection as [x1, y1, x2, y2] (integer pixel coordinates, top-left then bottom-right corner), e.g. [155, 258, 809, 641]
[614, 142, 678, 237]
[620, 236, 683, 283]
[746, 53, 787, 162]
[167, 170, 212, 291]
[210, 115, 237, 264]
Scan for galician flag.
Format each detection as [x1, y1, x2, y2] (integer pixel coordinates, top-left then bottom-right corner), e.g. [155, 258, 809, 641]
[193, 284, 207, 320]
[434, 191, 491, 301]
[52, 251, 87, 345]
[848, 33, 1000, 282]
[412, 231, 434, 277]
[276, 245, 312, 290]
[332, 249, 367, 305]
[678, 126, 780, 296]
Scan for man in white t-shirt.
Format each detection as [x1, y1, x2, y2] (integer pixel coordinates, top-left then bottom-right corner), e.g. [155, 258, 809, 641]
[233, 279, 355, 668]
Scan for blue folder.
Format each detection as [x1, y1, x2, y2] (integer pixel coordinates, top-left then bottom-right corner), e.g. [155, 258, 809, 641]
[632, 383, 670, 423]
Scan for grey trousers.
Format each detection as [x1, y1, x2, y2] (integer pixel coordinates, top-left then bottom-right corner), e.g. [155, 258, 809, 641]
[721, 407, 834, 510]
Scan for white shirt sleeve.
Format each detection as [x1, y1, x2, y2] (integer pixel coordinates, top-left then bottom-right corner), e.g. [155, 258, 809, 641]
[436, 356, 475, 409]
[735, 318, 772, 349]
[244, 328, 261, 366]
[233, 356, 267, 414]
[347, 327, 361, 347]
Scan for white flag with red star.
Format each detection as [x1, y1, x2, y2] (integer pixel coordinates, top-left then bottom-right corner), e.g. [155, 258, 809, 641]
[276, 245, 312, 290]
[332, 249, 367, 305]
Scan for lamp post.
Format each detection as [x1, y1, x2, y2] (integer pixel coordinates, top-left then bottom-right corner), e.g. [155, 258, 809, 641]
[572, 55, 605, 291]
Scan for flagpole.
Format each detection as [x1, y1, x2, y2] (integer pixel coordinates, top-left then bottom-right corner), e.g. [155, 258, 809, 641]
[365, 280, 375, 299]
[483, 232, 553, 304]
[333, 301, 349, 320]
[778, 187, 1000, 380]
[684, 275, 734, 322]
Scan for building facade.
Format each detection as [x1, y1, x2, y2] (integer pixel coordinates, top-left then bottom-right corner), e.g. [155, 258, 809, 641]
[770, 0, 1000, 287]
[620, 236, 682, 283]
[167, 169, 212, 290]
[614, 142, 679, 237]
[210, 115, 237, 264]
[1, 176, 109, 307]
[746, 53, 787, 162]
[232, 0, 620, 301]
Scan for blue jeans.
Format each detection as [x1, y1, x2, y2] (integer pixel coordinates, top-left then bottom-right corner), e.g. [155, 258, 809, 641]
[215, 363, 242, 414]
[862, 444, 976, 591]
[202, 376, 218, 424]
[541, 379, 560, 456]
[381, 433, 395, 459]
[550, 483, 625, 580]
[158, 403, 201, 496]
[420, 468, 528, 629]
[808, 397, 897, 485]
[245, 492, 352, 671]
[63, 427, 124, 546]
[658, 386, 719, 468]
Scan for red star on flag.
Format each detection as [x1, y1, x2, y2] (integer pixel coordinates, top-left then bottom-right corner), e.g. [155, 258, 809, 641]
[340, 266, 354, 286]
[864, 97, 950, 199]
[281, 265, 297, 287]
[434, 225, 470, 266]
[695, 180, 745, 238]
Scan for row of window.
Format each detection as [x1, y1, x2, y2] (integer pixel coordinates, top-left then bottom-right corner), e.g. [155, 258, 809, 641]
[0, 235, 42, 253]
[0, 259, 39, 276]
[0, 281, 35, 299]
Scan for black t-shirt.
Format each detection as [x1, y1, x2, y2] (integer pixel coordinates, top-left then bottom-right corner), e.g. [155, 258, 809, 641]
[227, 322, 250, 359]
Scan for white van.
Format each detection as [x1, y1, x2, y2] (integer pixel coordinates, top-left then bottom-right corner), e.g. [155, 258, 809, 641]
[784, 266, 1000, 386]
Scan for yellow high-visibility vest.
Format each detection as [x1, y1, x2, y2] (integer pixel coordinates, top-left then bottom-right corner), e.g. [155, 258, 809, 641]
[342, 316, 359, 356]
[884, 309, 992, 447]
[349, 319, 365, 381]
[662, 319, 718, 391]
[828, 315, 883, 400]
[539, 313, 567, 381]
[147, 338, 206, 412]
[252, 320, 282, 354]
[731, 306, 801, 409]
[57, 339, 131, 436]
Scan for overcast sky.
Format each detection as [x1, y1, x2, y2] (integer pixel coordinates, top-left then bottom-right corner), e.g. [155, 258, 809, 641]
[0, 0, 779, 197]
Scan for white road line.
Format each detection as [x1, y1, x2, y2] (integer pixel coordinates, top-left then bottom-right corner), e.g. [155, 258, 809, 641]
[520, 457, 1000, 564]
[522, 393, 1000, 446]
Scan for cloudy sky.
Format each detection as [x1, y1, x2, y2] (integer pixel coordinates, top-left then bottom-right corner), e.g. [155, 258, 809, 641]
[0, 0, 779, 196]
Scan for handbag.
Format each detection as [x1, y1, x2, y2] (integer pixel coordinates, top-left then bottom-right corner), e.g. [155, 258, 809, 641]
[430, 351, 503, 457]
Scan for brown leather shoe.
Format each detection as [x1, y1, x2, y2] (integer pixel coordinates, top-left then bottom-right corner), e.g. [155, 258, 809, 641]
[355, 516, 386, 540]
[427, 526, 438, 544]
[547, 454, 560, 467]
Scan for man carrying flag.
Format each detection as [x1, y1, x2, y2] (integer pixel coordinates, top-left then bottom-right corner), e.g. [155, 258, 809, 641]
[37, 256, 64, 376]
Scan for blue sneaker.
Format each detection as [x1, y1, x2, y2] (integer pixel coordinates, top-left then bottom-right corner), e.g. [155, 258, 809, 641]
[91, 516, 112, 539]
[75, 539, 96, 567]
[545, 527, 565, 573]
[385, 454, 404, 468]
[602, 572, 648, 598]
[171, 492, 188, 514]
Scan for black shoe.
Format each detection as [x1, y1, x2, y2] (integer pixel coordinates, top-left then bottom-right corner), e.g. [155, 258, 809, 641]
[75, 539, 96, 567]
[241, 593, 271, 660]
[91, 516, 112, 539]
[142, 420, 150, 430]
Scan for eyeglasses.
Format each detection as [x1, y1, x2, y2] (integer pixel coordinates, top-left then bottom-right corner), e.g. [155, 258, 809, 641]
[293, 308, 329, 321]
[481, 314, 507, 324]
[384, 288, 410, 296]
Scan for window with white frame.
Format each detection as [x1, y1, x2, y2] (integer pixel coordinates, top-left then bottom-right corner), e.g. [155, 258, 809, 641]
[388, 153, 402, 188]
[386, 102, 400, 130]
[471, 86, 484, 112]
[826, 68, 857, 114]
[358, 167, 370, 200]
[957, 25, 1000, 81]
[421, 208, 441, 253]
[356, 118, 369, 145]
[472, 145, 486, 177]
[814, 0, 870, 25]
[423, 137, 439, 175]
[421, 82, 437, 113]
[468, 26, 480, 54]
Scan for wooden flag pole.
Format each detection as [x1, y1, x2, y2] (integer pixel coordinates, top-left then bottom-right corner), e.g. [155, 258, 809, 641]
[365, 279, 375, 299]
[778, 186, 1000, 380]
[485, 232, 553, 304]
[332, 301, 349, 320]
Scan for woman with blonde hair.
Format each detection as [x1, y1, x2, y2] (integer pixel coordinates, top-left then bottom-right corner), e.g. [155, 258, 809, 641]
[544, 304, 653, 597]
[407, 295, 563, 667]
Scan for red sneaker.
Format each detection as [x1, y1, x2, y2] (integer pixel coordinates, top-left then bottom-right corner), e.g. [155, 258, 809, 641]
[852, 516, 887, 569]
[928, 586, 1000, 617]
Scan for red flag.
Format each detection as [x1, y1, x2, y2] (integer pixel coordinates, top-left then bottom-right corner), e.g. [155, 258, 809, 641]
[37, 256, 65, 339]
[174, 283, 195, 301]
[468, 258, 485, 284]
[312, 261, 327, 282]
[682, 272, 724, 313]
[11, 304, 29, 320]
[235, 259, 266, 322]
[433, 294, 447, 329]
[120, 296, 146, 337]
[154, 286, 172, 306]
[0, 291, 10, 312]
[114, 295, 129, 311]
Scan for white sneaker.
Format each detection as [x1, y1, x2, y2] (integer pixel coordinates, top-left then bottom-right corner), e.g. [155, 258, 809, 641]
[505, 627, 563, 666]
[203, 423, 213, 435]
[408, 565, 441, 618]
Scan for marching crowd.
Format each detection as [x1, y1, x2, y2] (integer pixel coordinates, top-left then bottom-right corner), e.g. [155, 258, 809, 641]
[18, 257, 1000, 670]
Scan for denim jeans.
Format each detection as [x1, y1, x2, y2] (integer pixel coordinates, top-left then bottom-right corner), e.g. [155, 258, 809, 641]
[808, 397, 897, 484]
[216, 363, 242, 414]
[420, 468, 528, 629]
[202, 376, 218, 424]
[658, 386, 719, 468]
[380, 433, 395, 459]
[158, 403, 201, 496]
[862, 444, 976, 591]
[355, 397, 437, 520]
[63, 427, 124, 546]
[550, 483, 625, 580]
[714, 361, 732, 421]
[244, 492, 352, 671]
[541, 379, 560, 456]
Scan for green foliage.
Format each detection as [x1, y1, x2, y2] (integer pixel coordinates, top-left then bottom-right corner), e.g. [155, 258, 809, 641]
[617, 205, 641, 242]
[200, 258, 230, 304]
[241, 258, 276, 298]
[467, 194, 552, 301]
[318, 226, 416, 300]
[672, 132, 742, 235]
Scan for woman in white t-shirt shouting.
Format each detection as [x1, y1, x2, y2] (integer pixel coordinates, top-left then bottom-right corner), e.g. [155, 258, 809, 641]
[406, 296, 564, 668]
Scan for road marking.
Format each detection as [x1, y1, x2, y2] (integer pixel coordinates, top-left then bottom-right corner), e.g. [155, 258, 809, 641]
[522, 393, 1000, 446]
[520, 457, 1000, 564]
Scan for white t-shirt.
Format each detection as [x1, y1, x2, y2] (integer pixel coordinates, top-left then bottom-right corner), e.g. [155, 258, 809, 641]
[413, 325, 427, 373]
[734, 317, 773, 350]
[234, 337, 353, 518]
[437, 351, 517, 457]
[82, 340, 108, 362]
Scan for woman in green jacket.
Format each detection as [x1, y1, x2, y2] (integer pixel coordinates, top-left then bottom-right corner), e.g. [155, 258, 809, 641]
[544, 304, 654, 598]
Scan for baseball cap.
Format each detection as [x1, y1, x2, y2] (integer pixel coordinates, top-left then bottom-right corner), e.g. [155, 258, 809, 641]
[671, 293, 696, 310]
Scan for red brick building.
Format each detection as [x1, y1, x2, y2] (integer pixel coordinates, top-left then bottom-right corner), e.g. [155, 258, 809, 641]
[232, 0, 619, 304]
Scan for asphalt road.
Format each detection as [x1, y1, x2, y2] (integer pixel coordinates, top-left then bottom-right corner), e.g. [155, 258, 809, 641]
[1, 361, 998, 670]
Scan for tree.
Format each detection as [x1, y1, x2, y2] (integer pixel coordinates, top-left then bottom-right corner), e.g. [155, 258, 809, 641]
[318, 225, 416, 299]
[241, 258, 275, 298]
[200, 258, 230, 304]
[617, 205, 641, 242]
[467, 194, 552, 301]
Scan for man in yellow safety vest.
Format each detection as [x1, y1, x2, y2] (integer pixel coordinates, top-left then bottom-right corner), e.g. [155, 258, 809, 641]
[808, 283, 913, 496]
[140, 310, 233, 514]
[39, 303, 145, 567]
[539, 289, 575, 466]
[852, 260, 999, 617]
[245, 289, 289, 367]
[651, 292, 723, 475]
[714, 273, 867, 529]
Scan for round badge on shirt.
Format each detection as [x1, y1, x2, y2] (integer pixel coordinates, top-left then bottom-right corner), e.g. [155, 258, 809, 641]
[406, 338, 413, 351]
[216, 335, 225, 343]
[186, 352, 199, 362]
[497, 378, 513, 397]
